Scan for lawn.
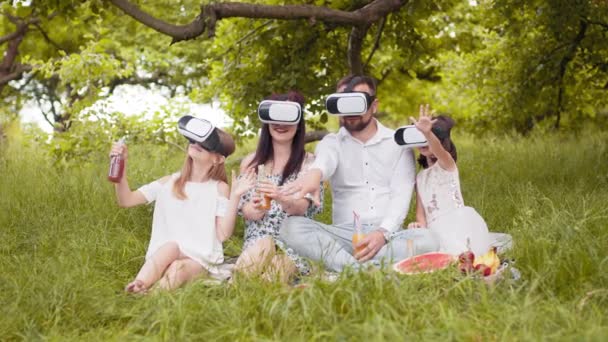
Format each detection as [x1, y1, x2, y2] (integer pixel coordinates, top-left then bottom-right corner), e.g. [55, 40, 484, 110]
[1, 130, 607, 340]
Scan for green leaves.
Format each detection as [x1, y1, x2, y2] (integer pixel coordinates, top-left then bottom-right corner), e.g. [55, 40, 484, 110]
[4, 0, 608, 156]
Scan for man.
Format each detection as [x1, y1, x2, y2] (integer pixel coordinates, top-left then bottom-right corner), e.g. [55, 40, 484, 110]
[280, 75, 439, 272]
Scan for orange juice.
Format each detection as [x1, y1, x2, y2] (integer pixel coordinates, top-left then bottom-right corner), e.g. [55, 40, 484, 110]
[257, 164, 272, 211]
[352, 232, 366, 253]
[260, 193, 272, 210]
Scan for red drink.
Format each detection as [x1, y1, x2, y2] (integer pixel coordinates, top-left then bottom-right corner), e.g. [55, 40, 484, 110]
[107, 154, 124, 183]
[108, 139, 125, 183]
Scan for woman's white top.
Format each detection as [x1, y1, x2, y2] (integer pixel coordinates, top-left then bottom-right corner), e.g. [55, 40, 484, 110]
[137, 173, 228, 272]
[416, 164, 491, 256]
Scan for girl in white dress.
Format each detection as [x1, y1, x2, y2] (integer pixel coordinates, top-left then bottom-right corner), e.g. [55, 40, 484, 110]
[110, 127, 255, 293]
[408, 105, 492, 256]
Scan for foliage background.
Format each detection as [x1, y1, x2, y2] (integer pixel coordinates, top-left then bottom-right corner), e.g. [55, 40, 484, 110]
[2, 0, 608, 139]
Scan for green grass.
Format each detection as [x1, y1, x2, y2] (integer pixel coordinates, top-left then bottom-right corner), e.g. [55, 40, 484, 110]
[1, 131, 607, 340]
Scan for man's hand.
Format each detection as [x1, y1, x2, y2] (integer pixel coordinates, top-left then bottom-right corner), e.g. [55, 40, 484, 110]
[280, 168, 322, 206]
[353, 230, 386, 262]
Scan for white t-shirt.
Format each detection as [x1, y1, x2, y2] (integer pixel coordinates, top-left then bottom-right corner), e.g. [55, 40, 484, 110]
[137, 173, 228, 271]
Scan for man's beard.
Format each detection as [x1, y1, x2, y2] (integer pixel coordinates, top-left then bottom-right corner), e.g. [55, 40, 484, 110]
[341, 115, 373, 133]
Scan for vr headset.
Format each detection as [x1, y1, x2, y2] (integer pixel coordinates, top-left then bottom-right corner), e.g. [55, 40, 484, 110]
[394, 125, 449, 147]
[394, 125, 428, 147]
[258, 100, 302, 125]
[325, 92, 375, 116]
[177, 115, 224, 154]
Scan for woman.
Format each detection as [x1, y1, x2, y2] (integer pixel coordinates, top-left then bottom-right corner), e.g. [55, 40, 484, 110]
[237, 91, 323, 282]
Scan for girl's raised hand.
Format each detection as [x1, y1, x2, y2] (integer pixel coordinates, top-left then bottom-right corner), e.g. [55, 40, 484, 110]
[409, 104, 436, 134]
[230, 170, 256, 197]
[109, 142, 128, 160]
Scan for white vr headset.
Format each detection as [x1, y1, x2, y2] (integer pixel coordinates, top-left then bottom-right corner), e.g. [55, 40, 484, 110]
[177, 115, 225, 154]
[257, 100, 302, 125]
[395, 123, 450, 147]
[394, 125, 428, 147]
[325, 92, 375, 116]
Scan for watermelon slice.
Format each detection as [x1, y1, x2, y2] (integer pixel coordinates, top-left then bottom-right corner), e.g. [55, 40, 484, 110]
[393, 252, 455, 275]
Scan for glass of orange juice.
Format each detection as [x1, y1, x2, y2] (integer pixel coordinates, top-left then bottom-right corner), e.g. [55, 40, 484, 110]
[352, 211, 365, 253]
[257, 164, 272, 210]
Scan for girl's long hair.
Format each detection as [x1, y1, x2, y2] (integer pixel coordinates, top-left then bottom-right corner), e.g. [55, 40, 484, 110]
[248, 91, 307, 185]
[172, 153, 228, 200]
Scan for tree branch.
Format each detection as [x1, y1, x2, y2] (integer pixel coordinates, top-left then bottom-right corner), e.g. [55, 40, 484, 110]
[0, 64, 32, 86]
[581, 16, 608, 31]
[107, 0, 204, 42]
[0, 15, 40, 91]
[363, 15, 387, 71]
[348, 24, 370, 75]
[107, 73, 168, 94]
[217, 20, 273, 58]
[304, 130, 328, 144]
[554, 20, 588, 129]
[33, 22, 66, 51]
[33, 86, 57, 129]
[108, 0, 408, 71]
[0, 31, 23, 45]
[0, 23, 28, 71]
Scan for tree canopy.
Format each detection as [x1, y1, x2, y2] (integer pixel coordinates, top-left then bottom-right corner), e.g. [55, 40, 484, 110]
[1, 0, 607, 149]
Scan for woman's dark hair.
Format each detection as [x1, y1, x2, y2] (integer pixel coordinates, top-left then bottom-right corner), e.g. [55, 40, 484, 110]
[418, 115, 458, 169]
[248, 91, 307, 185]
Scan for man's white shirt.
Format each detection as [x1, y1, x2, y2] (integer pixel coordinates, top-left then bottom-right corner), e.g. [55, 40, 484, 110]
[310, 119, 416, 232]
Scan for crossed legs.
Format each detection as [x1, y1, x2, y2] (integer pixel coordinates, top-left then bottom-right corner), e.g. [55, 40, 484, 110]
[125, 241, 206, 293]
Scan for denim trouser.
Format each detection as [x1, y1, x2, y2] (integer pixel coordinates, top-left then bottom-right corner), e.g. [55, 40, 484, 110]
[279, 216, 439, 272]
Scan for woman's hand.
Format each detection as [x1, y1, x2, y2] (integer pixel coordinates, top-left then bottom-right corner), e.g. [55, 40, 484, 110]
[242, 193, 266, 221]
[256, 179, 280, 200]
[109, 142, 128, 161]
[230, 170, 256, 198]
[259, 179, 303, 209]
[258, 179, 297, 205]
[410, 104, 436, 135]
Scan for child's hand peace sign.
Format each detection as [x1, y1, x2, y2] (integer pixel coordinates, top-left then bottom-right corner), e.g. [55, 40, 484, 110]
[409, 104, 436, 134]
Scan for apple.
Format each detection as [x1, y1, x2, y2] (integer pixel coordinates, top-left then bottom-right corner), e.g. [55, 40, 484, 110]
[459, 250, 475, 265]
[474, 263, 492, 277]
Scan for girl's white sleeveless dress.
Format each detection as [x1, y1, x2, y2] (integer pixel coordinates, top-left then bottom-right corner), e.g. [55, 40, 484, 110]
[137, 174, 225, 273]
[416, 163, 492, 256]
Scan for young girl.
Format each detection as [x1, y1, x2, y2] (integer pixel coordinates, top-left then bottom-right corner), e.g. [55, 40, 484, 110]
[110, 121, 255, 293]
[237, 91, 323, 281]
[408, 105, 492, 256]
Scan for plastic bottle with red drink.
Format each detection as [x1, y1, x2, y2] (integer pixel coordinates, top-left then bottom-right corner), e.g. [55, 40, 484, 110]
[108, 138, 125, 183]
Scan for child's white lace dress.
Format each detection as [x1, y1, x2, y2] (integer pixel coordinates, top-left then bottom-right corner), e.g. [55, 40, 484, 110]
[417, 163, 492, 256]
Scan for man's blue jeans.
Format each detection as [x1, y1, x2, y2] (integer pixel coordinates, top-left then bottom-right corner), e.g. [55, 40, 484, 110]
[279, 216, 440, 272]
